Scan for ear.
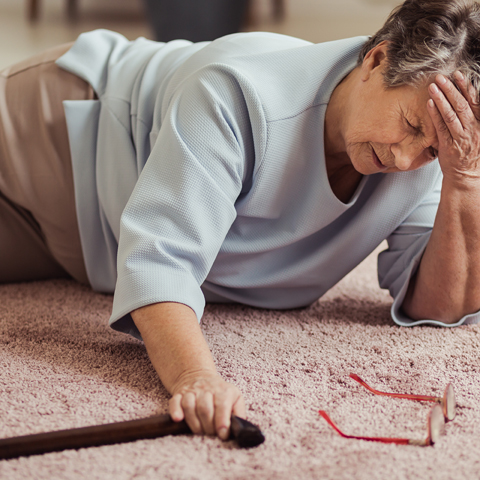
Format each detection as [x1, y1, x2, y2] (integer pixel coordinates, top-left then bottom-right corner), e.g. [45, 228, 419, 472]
[360, 40, 389, 82]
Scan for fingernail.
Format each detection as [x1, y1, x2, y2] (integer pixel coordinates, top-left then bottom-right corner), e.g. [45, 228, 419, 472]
[430, 83, 439, 94]
[455, 70, 464, 81]
[171, 413, 182, 422]
[218, 427, 229, 440]
[437, 75, 447, 84]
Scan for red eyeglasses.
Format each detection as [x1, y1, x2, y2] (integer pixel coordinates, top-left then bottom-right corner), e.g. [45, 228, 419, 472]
[319, 374, 456, 446]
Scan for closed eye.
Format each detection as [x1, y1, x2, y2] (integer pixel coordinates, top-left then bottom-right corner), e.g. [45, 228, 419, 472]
[406, 119, 422, 136]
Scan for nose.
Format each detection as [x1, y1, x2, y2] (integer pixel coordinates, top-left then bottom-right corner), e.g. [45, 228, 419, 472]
[390, 142, 433, 171]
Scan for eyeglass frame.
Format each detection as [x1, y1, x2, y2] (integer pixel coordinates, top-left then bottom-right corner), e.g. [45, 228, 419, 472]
[319, 373, 455, 446]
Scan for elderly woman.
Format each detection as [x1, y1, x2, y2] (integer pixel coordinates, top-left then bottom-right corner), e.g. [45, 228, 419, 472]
[1, 0, 480, 440]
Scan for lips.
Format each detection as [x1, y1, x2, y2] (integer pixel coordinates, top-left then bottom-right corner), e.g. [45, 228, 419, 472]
[371, 147, 387, 170]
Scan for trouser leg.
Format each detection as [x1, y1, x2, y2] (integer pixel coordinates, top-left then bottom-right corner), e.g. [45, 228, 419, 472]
[0, 43, 94, 284]
[0, 191, 69, 283]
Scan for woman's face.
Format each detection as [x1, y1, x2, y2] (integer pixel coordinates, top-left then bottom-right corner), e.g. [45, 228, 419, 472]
[339, 44, 440, 176]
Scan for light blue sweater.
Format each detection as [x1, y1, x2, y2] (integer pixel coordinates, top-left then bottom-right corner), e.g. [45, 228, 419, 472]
[56, 30, 480, 339]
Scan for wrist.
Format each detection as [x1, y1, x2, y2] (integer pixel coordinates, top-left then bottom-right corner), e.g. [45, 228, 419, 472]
[171, 368, 221, 394]
[440, 173, 480, 216]
[441, 169, 480, 194]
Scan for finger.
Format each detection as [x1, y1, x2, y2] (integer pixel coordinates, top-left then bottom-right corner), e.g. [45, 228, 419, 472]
[213, 388, 238, 441]
[232, 394, 246, 419]
[169, 393, 185, 422]
[196, 391, 216, 436]
[434, 74, 473, 129]
[454, 71, 480, 121]
[427, 97, 451, 145]
[429, 82, 464, 136]
[181, 391, 203, 434]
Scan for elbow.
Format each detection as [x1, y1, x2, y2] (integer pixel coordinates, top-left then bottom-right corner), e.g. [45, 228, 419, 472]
[400, 272, 473, 324]
[402, 293, 477, 324]
[401, 302, 460, 324]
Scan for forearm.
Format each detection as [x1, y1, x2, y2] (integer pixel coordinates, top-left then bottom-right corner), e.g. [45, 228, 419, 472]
[131, 302, 217, 393]
[403, 179, 480, 322]
[131, 301, 245, 438]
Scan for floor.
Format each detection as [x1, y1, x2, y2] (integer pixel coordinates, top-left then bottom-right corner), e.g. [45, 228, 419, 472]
[0, 0, 401, 69]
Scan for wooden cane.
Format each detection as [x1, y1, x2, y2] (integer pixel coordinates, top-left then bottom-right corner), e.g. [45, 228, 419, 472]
[0, 414, 265, 460]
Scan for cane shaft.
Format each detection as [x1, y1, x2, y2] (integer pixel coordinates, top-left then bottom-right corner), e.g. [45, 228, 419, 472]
[0, 414, 264, 459]
[0, 414, 189, 460]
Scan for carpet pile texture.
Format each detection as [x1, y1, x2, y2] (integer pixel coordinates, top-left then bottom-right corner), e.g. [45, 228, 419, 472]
[0, 244, 479, 479]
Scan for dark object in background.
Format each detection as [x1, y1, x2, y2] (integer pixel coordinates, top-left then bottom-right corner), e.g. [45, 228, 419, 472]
[27, 0, 77, 21]
[26, 0, 285, 36]
[142, 0, 249, 42]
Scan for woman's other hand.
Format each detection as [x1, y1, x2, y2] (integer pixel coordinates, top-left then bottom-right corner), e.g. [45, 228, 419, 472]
[427, 71, 480, 185]
[169, 370, 245, 440]
[404, 71, 480, 323]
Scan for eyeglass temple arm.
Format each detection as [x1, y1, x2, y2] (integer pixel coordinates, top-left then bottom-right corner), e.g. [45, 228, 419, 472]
[349, 374, 439, 402]
[318, 410, 425, 446]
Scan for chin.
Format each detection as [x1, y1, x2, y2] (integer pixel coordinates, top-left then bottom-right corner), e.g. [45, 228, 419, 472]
[346, 145, 376, 175]
[351, 156, 377, 175]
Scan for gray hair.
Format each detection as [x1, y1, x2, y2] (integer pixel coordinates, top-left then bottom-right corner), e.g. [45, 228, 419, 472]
[359, 0, 480, 93]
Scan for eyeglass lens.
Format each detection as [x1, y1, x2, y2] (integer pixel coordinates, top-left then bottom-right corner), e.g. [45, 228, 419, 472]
[429, 404, 446, 444]
[444, 383, 456, 421]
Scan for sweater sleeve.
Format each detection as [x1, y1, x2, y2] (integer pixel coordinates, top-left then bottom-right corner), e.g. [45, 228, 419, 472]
[108, 67, 256, 339]
[378, 172, 480, 328]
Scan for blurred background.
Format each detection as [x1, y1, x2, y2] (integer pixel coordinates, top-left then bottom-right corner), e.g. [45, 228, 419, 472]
[0, 0, 400, 70]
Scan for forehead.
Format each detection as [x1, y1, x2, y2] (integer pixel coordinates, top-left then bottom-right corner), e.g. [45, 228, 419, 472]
[390, 81, 431, 107]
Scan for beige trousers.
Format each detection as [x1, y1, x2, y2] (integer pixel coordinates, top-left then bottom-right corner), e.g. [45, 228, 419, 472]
[0, 43, 93, 284]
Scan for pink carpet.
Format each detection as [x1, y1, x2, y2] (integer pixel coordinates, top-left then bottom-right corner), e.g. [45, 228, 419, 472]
[1, 244, 479, 479]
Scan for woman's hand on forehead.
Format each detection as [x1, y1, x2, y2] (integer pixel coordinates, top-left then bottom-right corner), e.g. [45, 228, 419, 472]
[427, 72, 480, 186]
